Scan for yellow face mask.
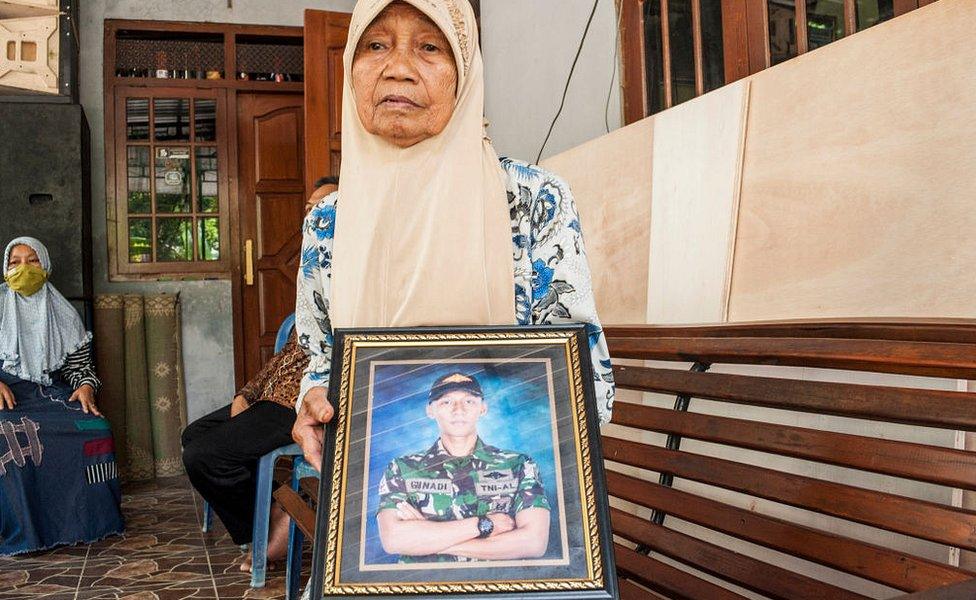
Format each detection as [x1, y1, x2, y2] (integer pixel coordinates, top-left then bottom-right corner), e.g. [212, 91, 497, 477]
[4, 263, 48, 297]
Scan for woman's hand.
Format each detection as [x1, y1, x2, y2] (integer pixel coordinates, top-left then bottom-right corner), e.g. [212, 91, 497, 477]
[230, 394, 249, 417]
[69, 384, 101, 416]
[0, 381, 14, 410]
[291, 386, 334, 472]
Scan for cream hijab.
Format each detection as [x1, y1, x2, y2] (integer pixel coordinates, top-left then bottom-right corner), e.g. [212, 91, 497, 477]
[330, 0, 515, 329]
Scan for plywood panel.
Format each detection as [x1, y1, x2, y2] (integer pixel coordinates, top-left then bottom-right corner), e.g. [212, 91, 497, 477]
[542, 118, 654, 325]
[0, 1, 58, 20]
[0, 14, 58, 93]
[647, 81, 749, 324]
[729, 0, 976, 321]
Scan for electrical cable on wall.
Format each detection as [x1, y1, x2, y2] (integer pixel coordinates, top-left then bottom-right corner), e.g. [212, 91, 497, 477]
[605, 2, 623, 133]
[534, 0, 601, 164]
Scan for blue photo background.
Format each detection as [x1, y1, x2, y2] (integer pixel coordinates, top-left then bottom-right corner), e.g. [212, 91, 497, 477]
[361, 360, 561, 565]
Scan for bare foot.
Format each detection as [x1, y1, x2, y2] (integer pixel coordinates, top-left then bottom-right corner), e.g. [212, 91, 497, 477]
[239, 552, 253, 573]
[239, 551, 283, 573]
[266, 505, 291, 563]
[238, 508, 290, 573]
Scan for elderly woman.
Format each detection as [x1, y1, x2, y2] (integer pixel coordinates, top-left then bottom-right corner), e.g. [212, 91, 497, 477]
[0, 237, 124, 555]
[292, 0, 615, 473]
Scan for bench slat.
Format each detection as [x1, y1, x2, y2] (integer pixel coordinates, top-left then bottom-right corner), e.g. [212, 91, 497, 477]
[893, 579, 976, 599]
[613, 365, 976, 430]
[273, 485, 315, 539]
[612, 402, 976, 490]
[604, 437, 976, 550]
[607, 471, 973, 592]
[611, 508, 868, 600]
[605, 320, 976, 344]
[607, 337, 976, 379]
[614, 543, 748, 600]
[618, 578, 665, 599]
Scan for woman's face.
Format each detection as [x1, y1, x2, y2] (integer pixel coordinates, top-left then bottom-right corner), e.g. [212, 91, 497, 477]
[352, 2, 458, 148]
[7, 244, 40, 271]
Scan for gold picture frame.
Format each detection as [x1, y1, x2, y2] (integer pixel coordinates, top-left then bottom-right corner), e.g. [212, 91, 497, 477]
[308, 325, 617, 599]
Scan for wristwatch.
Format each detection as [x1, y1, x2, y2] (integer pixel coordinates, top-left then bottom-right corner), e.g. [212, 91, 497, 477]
[477, 515, 494, 539]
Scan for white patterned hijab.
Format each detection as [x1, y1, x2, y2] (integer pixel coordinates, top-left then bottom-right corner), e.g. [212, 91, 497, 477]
[330, 0, 515, 328]
[0, 236, 91, 385]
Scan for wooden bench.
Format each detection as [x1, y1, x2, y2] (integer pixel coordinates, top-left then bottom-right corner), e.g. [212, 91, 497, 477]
[604, 319, 976, 600]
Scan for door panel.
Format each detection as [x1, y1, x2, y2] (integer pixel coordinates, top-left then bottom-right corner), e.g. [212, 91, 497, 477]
[256, 110, 303, 181]
[257, 192, 304, 257]
[238, 93, 305, 383]
[304, 9, 349, 195]
[328, 47, 344, 139]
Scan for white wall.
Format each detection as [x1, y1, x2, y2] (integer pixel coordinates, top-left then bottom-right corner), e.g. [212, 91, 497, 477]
[481, 0, 622, 162]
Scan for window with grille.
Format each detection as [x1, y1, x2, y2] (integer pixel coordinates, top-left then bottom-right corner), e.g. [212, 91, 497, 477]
[111, 87, 230, 276]
[104, 20, 305, 280]
[621, 0, 928, 124]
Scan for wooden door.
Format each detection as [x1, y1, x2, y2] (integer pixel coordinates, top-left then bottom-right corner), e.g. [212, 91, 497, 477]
[237, 92, 306, 382]
[304, 9, 350, 195]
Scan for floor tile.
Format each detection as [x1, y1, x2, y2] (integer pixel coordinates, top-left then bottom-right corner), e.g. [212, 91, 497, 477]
[2, 475, 304, 600]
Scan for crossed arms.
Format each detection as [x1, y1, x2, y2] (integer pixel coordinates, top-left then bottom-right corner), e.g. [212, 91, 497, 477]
[377, 504, 550, 560]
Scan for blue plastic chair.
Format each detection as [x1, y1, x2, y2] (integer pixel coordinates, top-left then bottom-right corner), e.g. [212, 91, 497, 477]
[201, 313, 302, 589]
[285, 455, 320, 600]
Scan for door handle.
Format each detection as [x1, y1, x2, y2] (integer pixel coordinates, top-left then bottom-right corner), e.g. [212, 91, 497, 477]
[244, 239, 254, 286]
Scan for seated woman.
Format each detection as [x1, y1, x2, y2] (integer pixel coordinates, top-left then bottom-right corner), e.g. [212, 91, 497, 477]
[0, 237, 124, 556]
[181, 177, 337, 572]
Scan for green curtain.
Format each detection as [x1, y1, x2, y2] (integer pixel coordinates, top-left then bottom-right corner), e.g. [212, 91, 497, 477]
[94, 293, 187, 482]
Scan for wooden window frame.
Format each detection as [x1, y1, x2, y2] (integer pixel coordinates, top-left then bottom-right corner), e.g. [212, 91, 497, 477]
[620, 0, 925, 125]
[109, 86, 232, 277]
[103, 19, 303, 281]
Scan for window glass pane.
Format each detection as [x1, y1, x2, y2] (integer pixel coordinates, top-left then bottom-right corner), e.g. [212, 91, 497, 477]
[126, 98, 149, 141]
[807, 0, 845, 51]
[127, 146, 151, 214]
[198, 217, 220, 261]
[155, 148, 192, 213]
[156, 218, 193, 262]
[194, 98, 217, 142]
[154, 98, 190, 142]
[643, 0, 665, 114]
[856, 0, 894, 31]
[701, 0, 725, 93]
[668, 0, 695, 106]
[768, 0, 797, 65]
[195, 146, 219, 213]
[128, 219, 152, 263]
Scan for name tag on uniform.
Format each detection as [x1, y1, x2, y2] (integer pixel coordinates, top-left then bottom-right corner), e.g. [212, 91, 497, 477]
[476, 470, 518, 495]
[405, 478, 453, 493]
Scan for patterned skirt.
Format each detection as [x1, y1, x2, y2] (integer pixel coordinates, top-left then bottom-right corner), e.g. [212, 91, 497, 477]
[0, 370, 124, 555]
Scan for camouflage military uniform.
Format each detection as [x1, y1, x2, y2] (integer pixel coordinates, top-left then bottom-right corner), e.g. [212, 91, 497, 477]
[377, 437, 550, 562]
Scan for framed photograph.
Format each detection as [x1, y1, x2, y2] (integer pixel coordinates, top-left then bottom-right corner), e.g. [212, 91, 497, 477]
[308, 325, 617, 599]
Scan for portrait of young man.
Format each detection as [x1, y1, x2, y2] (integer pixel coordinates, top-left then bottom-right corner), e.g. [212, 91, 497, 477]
[375, 372, 551, 563]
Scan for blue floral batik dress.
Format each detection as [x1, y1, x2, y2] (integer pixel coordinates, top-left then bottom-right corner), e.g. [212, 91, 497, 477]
[294, 158, 616, 423]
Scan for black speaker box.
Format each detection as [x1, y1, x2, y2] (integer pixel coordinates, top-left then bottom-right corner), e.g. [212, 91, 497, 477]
[0, 103, 93, 304]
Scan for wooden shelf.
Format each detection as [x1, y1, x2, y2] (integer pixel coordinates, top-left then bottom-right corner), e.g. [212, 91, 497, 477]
[109, 76, 304, 92]
[105, 19, 303, 93]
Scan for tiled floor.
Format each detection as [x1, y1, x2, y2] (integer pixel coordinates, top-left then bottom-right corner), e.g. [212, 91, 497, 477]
[0, 476, 308, 600]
